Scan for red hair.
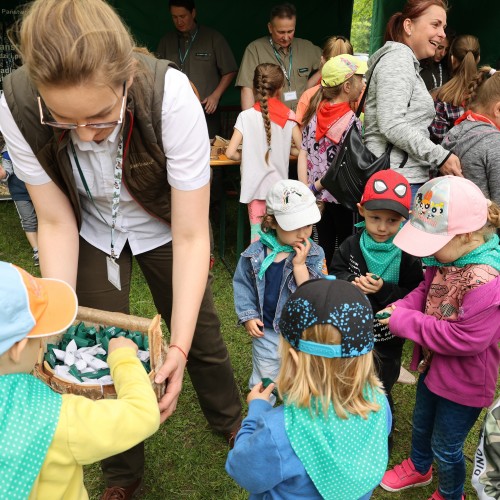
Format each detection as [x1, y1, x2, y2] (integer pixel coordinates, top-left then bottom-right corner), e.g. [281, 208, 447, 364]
[385, 0, 448, 44]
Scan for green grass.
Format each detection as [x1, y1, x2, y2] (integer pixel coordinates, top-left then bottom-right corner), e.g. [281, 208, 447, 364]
[0, 199, 485, 499]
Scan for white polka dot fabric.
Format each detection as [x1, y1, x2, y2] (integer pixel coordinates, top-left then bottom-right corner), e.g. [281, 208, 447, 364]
[284, 388, 388, 499]
[0, 374, 62, 498]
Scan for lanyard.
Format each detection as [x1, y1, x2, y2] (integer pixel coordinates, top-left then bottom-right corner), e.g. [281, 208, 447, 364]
[69, 135, 124, 260]
[178, 28, 198, 71]
[431, 63, 443, 89]
[269, 37, 292, 87]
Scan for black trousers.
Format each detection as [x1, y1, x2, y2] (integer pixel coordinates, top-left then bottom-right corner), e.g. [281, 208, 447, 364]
[76, 237, 242, 485]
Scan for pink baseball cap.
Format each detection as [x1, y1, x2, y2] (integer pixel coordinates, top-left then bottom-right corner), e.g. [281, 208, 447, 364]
[394, 176, 488, 257]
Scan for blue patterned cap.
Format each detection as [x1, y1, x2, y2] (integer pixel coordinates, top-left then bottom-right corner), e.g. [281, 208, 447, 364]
[279, 277, 374, 358]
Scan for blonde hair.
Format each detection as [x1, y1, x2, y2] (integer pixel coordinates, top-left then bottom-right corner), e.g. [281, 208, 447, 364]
[13, 0, 139, 89]
[436, 35, 480, 106]
[276, 324, 383, 419]
[466, 66, 500, 113]
[253, 63, 285, 165]
[478, 201, 500, 237]
[321, 36, 353, 60]
[301, 76, 354, 128]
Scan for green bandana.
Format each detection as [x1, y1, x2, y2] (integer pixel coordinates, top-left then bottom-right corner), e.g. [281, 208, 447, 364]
[284, 388, 388, 499]
[257, 230, 294, 280]
[0, 374, 62, 498]
[356, 222, 402, 284]
[423, 234, 500, 270]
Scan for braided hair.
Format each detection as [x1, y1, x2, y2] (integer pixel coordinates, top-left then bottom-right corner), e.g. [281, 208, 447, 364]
[465, 66, 500, 113]
[253, 63, 285, 164]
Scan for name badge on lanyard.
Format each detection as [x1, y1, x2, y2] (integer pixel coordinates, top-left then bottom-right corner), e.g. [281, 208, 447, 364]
[70, 135, 125, 291]
[283, 90, 297, 101]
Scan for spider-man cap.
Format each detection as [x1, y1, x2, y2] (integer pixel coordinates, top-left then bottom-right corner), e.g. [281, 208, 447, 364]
[360, 170, 411, 218]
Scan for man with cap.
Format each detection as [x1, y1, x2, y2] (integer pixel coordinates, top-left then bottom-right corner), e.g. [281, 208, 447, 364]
[330, 169, 423, 452]
[0, 261, 160, 498]
[235, 2, 321, 111]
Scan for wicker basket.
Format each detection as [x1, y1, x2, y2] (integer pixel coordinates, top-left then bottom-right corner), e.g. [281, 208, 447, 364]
[33, 306, 167, 401]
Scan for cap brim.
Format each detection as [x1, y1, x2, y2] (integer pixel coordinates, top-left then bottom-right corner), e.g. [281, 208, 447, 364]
[363, 199, 409, 219]
[28, 278, 78, 337]
[355, 61, 368, 75]
[275, 204, 321, 231]
[393, 220, 453, 257]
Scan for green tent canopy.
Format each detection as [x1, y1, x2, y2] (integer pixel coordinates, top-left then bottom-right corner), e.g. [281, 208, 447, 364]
[370, 0, 498, 67]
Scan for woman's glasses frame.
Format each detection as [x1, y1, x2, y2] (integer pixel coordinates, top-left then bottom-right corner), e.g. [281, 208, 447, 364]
[37, 82, 126, 130]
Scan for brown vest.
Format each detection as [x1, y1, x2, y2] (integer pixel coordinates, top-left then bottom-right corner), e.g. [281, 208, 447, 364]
[3, 54, 176, 229]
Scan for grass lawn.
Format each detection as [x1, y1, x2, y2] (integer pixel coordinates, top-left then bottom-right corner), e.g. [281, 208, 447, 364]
[0, 198, 487, 499]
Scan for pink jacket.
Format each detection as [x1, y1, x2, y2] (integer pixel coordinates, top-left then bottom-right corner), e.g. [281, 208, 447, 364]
[389, 267, 500, 408]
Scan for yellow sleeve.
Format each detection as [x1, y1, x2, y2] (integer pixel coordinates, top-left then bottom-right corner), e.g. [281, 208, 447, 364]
[62, 347, 160, 465]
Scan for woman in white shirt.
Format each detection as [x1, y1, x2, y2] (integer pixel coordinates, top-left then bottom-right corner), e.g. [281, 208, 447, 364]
[0, 0, 241, 497]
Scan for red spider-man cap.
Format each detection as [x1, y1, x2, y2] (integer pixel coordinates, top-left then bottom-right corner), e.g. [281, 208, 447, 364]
[360, 170, 411, 218]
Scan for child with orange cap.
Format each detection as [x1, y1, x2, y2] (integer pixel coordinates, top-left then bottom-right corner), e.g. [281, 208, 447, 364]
[0, 261, 159, 499]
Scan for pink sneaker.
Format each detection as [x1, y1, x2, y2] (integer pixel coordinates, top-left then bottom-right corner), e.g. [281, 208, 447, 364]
[428, 490, 465, 500]
[380, 457, 432, 492]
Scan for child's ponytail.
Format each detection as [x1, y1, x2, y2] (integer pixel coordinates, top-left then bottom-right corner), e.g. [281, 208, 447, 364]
[436, 34, 480, 106]
[253, 63, 285, 165]
[301, 82, 345, 128]
[487, 202, 500, 229]
[466, 66, 500, 111]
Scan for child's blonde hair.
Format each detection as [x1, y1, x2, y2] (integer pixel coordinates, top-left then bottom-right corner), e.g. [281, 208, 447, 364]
[435, 34, 480, 106]
[276, 324, 383, 420]
[301, 77, 355, 128]
[253, 63, 285, 165]
[477, 202, 500, 236]
[321, 35, 353, 61]
[465, 66, 500, 112]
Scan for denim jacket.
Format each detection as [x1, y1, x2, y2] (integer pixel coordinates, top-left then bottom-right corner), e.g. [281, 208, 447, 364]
[233, 241, 326, 334]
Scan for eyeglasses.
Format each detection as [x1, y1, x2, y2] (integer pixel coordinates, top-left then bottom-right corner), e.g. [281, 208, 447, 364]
[38, 82, 127, 130]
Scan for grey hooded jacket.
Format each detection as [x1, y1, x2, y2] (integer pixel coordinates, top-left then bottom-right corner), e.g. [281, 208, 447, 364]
[443, 119, 500, 206]
[364, 42, 450, 184]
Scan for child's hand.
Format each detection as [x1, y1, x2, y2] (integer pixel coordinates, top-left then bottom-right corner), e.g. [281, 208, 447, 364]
[247, 381, 275, 404]
[0, 165, 7, 181]
[108, 337, 139, 355]
[353, 273, 384, 294]
[292, 238, 311, 267]
[244, 319, 264, 338]
[375, 306, 396, 325]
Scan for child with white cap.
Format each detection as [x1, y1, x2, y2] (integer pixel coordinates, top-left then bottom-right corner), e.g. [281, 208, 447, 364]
[226, 278, 391, 499]
[233, 179, 326, 404]
[0, 261, 159, 499]
[377, 176, 500, 500]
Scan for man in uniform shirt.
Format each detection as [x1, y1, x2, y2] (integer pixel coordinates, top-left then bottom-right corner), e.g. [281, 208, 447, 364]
[235, 2, 321, 111]
[157, 0, 238, 138]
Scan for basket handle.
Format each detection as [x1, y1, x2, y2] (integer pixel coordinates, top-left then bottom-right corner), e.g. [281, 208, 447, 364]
[76, 306, 152, 331]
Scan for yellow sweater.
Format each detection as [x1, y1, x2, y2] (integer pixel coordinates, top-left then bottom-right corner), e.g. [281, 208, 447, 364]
[28, 347, 160, 499]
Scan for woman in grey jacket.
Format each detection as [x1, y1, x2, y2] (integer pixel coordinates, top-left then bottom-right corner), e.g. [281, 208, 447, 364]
[364, 0, 462, 198]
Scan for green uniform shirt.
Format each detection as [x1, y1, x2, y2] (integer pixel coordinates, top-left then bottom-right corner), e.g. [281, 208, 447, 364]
[157, 24, 237, 101]
[235, 36, 321, 111]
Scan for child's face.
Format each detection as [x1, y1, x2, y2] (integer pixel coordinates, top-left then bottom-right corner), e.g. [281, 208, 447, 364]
[273, 223, 313, 247]
[432, 234, 485, 263]
[358, 206, 404, 242]
[347, 74, 364, 102]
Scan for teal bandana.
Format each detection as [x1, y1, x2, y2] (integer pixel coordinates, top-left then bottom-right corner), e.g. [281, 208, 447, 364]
[356, 222, 402, 284]
[0, 374, 62, 498]
[284, 388, 388, 499]
[423, 234, 500, 270]
[257, 230, 294, 280]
